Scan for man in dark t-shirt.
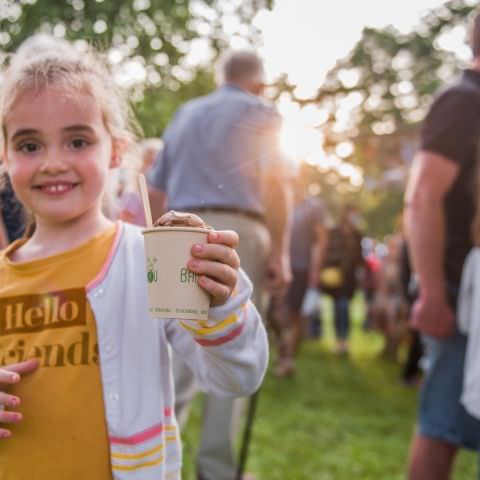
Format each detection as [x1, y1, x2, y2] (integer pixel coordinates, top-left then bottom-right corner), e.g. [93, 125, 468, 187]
[404, 10, 480, 480]
[421, 73, 480, 288]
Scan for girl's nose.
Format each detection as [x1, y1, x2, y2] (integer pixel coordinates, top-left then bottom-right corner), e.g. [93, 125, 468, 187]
[39, 151, 68, 173]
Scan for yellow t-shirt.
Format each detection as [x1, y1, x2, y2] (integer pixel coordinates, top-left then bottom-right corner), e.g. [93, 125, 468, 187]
[0, 224, 117, 480]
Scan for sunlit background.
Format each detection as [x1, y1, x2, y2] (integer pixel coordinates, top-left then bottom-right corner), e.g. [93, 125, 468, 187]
[0, 0, 478, 235]
[256, 0, 472, 181]
[162, 0, 473, 173]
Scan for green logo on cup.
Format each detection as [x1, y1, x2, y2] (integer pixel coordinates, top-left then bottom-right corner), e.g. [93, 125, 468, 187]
[180, 268, 199, 284]
[147, 256, 158, 283]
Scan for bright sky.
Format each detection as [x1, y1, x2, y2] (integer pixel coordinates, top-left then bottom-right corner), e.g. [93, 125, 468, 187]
[248, 0, 474, 179]
[254, 0, 471, 97]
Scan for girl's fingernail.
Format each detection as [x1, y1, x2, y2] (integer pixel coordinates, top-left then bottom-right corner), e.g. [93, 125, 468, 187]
[14, 413, 22, 422]
[189, 260, 199, 269]
[10, 374, 19, 383]
[0, 431, 11, 438]
[193, 244, 202, 253]
[10, 398, 19, 407]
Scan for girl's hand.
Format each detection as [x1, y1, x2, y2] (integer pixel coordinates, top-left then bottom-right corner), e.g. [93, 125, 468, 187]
[188, 230, 240, 307]
[0, 359, 39, 439]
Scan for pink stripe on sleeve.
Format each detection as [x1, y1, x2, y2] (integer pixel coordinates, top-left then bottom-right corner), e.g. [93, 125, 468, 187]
[110, 424, 164, 446]
[195, 322, 245, 347]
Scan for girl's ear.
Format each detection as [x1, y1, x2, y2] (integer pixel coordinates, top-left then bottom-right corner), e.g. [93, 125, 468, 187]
[110, 138, 129, 168]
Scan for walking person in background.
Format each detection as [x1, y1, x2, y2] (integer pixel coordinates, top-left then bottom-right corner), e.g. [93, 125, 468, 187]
[362, 238, 381, 331]
[405, 10, 480, 480]
[271, 164, 327, 377]
[372, 234, 409, 361]
[148, 50, 291, 480]
[320, 206, 363, 355]
[0, 35, 268, 479]
[398, 238, 423, 386]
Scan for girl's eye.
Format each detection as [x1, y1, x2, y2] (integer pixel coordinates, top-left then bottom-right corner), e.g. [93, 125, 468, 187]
[70, 138, 90, 150]
[18, 142, 40, 154]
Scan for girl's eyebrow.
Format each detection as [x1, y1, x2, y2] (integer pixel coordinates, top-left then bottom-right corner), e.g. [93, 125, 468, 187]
[11, 128, 38, 141]
[63, 124, 96, 134]
[11, 124, 95, 141]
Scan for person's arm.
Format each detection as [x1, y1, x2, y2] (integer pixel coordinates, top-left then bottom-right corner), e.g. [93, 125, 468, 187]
[0, 215, 8, 250]
[262, 165, 292, 295]
[404, 150, 458, 338]
[165, 267, 268, 397]
[165, 229, 268, 397]
[309, 222, 328, 287]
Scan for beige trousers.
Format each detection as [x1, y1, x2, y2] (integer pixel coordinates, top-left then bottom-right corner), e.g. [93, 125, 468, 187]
[172, 211, 270, 480]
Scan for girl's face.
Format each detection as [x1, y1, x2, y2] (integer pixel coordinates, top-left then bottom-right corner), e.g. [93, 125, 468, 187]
[3, 85, 120, 227]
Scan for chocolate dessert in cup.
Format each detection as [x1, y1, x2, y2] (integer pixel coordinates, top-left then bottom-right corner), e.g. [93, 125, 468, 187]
[142, 210, 212, 320]
[136, 175, 212, 320]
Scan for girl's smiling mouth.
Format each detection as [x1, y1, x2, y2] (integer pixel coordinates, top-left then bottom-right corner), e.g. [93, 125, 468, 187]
[33, 182, 79, 194]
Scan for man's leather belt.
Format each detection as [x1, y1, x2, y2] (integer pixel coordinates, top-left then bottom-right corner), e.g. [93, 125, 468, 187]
[176, 206, 265, 224]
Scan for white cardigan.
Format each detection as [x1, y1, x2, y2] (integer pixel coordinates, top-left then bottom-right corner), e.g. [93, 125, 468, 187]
[86, 222, 268, 479]
[458, 247, 480, 420]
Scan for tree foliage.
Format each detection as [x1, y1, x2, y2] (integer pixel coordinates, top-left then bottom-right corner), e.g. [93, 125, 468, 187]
[0, 0, 272, 136]
[276, 0, 475, 141]
[272, 0, 476, 237]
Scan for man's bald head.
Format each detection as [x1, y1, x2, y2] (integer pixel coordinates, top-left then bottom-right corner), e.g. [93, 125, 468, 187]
[216, 50, 265, 95]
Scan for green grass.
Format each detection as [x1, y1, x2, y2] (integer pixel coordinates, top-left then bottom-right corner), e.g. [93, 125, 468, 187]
[180, 294, 477, 480]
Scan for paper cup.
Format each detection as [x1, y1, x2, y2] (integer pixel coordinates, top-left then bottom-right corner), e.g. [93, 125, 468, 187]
[142, 226, 211, 320]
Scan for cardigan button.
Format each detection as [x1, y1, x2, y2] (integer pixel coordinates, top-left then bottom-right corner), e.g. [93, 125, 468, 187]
[104, 342, 116, 355]
[109, 392, 120, 401]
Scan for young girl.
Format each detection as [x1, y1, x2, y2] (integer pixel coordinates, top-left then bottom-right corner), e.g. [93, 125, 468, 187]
[0, 35, 268, 479]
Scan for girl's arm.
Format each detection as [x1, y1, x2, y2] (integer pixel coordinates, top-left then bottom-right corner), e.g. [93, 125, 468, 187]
[165, 268, 268, 397]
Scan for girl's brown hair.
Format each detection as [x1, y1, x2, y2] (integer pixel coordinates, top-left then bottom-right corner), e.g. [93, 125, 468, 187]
[1, 34, 140, 149]
[0, 34, 142, 230]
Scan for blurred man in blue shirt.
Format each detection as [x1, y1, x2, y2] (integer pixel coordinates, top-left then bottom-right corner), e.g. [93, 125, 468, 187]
[148, 50, 291, 480]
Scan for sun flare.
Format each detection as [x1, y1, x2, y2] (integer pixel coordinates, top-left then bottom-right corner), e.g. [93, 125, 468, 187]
[278, 110, 364, 187]
[279, 117, 325, 167]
